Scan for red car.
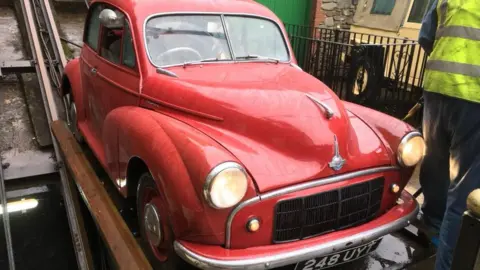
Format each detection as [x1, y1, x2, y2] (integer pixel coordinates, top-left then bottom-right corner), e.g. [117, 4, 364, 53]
[61, 0, 424, 269]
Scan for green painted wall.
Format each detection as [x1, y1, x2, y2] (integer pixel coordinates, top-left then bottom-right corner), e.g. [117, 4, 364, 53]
[255, 0, 313, 67]
[255, 0, 312, 25]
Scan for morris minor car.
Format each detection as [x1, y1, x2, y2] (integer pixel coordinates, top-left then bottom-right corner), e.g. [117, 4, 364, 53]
[61, 0, 424, 269]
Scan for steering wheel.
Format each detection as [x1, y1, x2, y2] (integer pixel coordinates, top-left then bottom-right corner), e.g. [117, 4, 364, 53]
[156, 47, 202, 63]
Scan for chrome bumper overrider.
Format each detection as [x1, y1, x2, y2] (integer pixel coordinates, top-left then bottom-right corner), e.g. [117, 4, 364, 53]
[174, 198, 419, 270]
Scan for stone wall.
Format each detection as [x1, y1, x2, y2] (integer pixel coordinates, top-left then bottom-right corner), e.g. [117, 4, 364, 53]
[318, 0, 357, 30]
[312, 0, 326, 28]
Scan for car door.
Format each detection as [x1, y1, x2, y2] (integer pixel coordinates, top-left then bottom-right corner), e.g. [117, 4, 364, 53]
[80, 3, 103, 140]
[91, 6, 140, 178]
[96, 15, 140, 120]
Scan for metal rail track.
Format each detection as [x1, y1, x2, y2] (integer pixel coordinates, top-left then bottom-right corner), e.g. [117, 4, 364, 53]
[32, 0, 67, 90]
[0, 158, 15, 270]
[0, 0, 93, 269]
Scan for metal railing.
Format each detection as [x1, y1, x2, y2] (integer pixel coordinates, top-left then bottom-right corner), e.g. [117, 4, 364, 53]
[285, 24, 427, 123]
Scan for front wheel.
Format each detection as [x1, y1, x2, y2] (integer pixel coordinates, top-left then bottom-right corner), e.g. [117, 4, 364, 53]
[64, 93, 84, 143]
[136, 172, 193, 270]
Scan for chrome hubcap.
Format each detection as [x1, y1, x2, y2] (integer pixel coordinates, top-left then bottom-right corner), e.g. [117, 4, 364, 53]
[69, 103, 77, 128]
[63, 94, 72, 124]
[144, 203, 162, 246]
[67, 100, 83, 142]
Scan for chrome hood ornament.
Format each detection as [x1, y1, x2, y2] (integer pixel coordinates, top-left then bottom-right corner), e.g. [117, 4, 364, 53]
[329, 135, 345, 171]
[306, 94, 334, 120]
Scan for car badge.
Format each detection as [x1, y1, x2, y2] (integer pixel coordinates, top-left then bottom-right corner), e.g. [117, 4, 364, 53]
[329, 135, 345, 171]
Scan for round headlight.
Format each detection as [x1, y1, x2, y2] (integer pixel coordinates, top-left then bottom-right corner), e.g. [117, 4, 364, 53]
[204, 162, 248, 209]
[397, 131, 425, 167]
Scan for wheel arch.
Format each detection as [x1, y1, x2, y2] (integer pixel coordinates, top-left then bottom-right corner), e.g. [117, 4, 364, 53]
[103, 106, 249, 244]
[62, 58, 82, 98]
[126, 156, 149, 198]
[62, 58, 85, 122]
[103, 107, 201, 207]
[61, 74, 72, 96]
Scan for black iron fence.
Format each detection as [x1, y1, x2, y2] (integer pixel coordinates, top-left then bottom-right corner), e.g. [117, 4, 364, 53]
[284, 24, 427, 125]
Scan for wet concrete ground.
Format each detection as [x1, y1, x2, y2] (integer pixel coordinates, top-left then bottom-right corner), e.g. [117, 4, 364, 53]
[53, 3, 86, 59]
[0, 8, 33, 153]
[0, 4, 56, 179]
[0, 2, 435, 269]
[0, 8, 23, 62]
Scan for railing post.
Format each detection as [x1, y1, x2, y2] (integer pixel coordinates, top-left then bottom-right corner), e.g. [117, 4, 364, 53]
[451, 189, 480, 270]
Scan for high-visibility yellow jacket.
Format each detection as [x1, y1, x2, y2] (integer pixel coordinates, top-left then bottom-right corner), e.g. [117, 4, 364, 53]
[423, 0, 480, 103]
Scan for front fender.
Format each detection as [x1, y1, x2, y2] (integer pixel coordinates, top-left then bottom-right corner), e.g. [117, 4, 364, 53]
[343, 101, 416, 161]
[343, 101, 417, 183]
[63, 58, 85, 122]
[103, 106, 257, 245]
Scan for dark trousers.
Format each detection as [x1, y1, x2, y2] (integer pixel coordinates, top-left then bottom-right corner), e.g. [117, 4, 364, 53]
[419, 91, 480, 270]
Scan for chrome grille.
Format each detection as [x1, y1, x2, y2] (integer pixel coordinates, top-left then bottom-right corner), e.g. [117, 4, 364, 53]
[273, 177, 384, 243]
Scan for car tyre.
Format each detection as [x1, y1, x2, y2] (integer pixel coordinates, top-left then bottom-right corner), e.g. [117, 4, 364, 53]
[348, 46, 382, 105]
[136, 172, 194, 270]
[64, 93, 84, 143]
[348, 57, 377, 104]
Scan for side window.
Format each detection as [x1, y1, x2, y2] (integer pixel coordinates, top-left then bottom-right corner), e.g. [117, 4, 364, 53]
[85, 4, 102, 50]
[408, 0, 435, 23]
[100, 20, 124, 64]
[370, 0, 396, 15]
[122, 22, 136, 68]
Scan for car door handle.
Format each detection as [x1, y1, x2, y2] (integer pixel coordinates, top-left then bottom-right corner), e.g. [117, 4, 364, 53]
[91, 68, 97, 75]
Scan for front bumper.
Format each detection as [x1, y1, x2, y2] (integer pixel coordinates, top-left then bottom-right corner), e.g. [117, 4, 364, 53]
[174, 190, 418, 270]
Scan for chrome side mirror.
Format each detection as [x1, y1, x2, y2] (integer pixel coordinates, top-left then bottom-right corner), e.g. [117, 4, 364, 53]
[99, 9, 124, 29]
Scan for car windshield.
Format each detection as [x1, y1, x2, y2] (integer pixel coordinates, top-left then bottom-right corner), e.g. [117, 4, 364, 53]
[145, 14, 289, 67]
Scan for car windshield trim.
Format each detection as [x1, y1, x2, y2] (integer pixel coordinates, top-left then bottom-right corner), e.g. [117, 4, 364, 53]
[143, 12, 292, 68]
[145, 26, 227, 40]
[235, 54, 281, 63]
[181, 57, 233, 67]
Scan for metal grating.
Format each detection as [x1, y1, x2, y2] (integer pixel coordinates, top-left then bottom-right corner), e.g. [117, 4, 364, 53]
[273, 177, 384, 243]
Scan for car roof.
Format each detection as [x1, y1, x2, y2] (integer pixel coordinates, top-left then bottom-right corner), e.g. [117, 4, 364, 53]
[92, 0, 280, 25]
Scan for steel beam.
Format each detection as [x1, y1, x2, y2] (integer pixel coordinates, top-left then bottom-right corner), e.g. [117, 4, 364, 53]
[39, 0, 67, 69]
[0, 156, 16, 270]
[0, 60, 35, 76]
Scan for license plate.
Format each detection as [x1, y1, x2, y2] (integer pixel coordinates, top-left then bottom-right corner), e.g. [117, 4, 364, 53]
[294, 238, 382, 270]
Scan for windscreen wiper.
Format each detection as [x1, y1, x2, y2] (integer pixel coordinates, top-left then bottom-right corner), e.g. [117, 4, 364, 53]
[182, 58, 230, 68]
[157, 58, 230, 76]
[235, 54, 280, 63]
